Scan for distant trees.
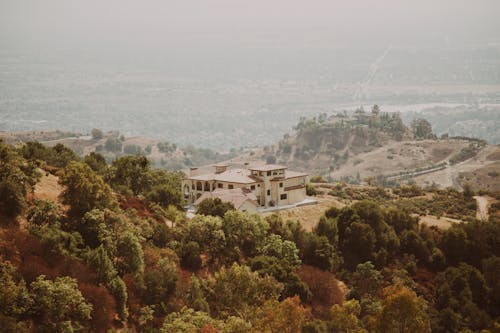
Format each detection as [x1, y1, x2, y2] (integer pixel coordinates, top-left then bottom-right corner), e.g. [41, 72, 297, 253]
[123, 144, 142, 155]
[91, 128, 104, 140]
[411, 118, 435, 140]
[104, 137, 122, 152]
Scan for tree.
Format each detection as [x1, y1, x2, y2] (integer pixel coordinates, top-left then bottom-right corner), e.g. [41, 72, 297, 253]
[142, 258, 178, 309]
[196, 197, 235, 218]
[376, 284, 430, 333]
[27, 200, 60, 226]
[30, 275, 93, 333]
[59, 161, 116, 219]
[107, 155, 151, 195]
[258, 234, 301, 269]
[351, 261, 383, 298]
[84, 152, 107, 175]
[147, 184, 184, 209]
[180, 241, 202, 271]
[0, 177, 26, 219]
[86, 245, 128, 322]
[266, 155, 277, 164]
[0, 262, 31, 333]
[116, 232, 144, 276]
[160, 308, 222, 333]
[252, 296, 309, 333]
[330, 299, 367, 333]
[209, 263, 282, 319]
[411, 118, 434, 140]
[104, 137, 122, 152]
[91, 128, 104, 140]
[187, 275, 210, 313]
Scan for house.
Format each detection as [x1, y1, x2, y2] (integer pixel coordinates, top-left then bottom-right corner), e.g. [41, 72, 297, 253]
[182, 163, 308, 209]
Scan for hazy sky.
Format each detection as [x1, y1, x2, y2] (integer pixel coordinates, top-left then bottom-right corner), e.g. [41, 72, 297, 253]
[1, 0, 500, 52]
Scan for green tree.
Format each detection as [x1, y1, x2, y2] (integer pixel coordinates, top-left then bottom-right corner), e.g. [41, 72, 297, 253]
[351, 261, 383, 298]
[0, 177, 26, 219]
[142, 258, 178, 309]
[160, 308, 222, 333]
[116, 231, 144, 276]
[330, 299, 367, 333]
[196, 197, 235, 218]
[0, 262, 32, 333]
[59, 161, 116, 219]
[187, 275, 210, 313]
[209, 263, 283, 319]
[84, 152, 107, 175]
[107, 155, 151, 195]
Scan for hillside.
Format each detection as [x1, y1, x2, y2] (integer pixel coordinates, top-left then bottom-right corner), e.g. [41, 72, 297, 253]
[2, 134, 500, 332]
[0, 129, 236, 170]
[230, 108, 499, 190]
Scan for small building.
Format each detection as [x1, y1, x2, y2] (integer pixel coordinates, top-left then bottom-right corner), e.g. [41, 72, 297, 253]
[182, 163, 308, 209]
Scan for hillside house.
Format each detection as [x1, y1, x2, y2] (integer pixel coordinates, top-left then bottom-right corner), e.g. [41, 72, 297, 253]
[182, 163, 308, 210]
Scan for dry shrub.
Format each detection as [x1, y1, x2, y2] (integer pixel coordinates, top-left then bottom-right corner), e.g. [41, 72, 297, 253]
[297, 265, 344, 319]
[199, 324, 220, 333]
[80, 283, 117, 333]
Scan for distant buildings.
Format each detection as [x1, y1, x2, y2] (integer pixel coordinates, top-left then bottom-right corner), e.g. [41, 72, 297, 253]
[182, 163, 308, 211]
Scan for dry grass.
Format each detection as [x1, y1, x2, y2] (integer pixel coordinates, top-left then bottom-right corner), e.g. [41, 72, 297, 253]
[34, 171, 64, 203]
[331, 140, 468, 180]
[261, 195, 344, 231]
[417, 214, 462, 230]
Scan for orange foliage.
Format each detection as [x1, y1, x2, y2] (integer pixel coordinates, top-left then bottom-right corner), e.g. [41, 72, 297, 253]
[297, 265, 344, 319]
[199, 324, 220, 333]
[80, 283, 117, 333]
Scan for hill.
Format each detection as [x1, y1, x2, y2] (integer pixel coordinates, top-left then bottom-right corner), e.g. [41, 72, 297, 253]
[0, 129, 237, 170]
[231, 108, 499, 189]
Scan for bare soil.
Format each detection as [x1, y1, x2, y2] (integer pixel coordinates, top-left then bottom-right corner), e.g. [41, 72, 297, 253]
[261, 195, 344, 231]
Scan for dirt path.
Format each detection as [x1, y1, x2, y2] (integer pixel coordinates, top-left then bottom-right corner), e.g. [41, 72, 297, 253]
[474, 195, 491, 221]
[34, 171, 63, 202]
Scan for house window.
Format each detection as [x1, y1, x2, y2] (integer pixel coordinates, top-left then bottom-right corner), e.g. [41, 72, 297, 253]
[228, 184, 234, 189]
[267, 190, 270, 196]
[218, 183, 223, 188]
[267, 171, 271, 176]
[280, 194, 287, 200]
[279, 182, 283, 188]
[251, 185, 255, 190]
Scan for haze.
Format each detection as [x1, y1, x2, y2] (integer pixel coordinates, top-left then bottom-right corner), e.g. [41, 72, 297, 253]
[1, 0, 500, 149]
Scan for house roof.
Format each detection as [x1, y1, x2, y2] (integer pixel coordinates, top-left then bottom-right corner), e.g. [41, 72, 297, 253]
[284, 170, 308, 179]
[188, 168, 257, 184]
[248, 164, 287, 172]
[195, 188, 258, 209]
